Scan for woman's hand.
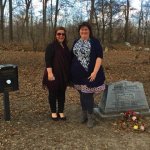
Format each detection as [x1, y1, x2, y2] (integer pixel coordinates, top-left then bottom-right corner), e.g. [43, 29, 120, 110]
[47, 68, 55, 81]
[48, 72, 55, 81]
[42, 84, 47, 90]
[88, 72, 97, 82]
[88, 58, 102, 82]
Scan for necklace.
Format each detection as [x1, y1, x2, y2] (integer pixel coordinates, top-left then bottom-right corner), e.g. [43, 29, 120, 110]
[59, 42, 64, 48]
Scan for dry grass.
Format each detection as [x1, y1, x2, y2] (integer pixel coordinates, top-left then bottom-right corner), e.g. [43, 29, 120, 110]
[0, 48, 150, 150]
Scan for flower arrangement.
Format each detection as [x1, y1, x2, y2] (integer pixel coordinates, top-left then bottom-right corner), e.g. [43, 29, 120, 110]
[119, 110, 145, 131]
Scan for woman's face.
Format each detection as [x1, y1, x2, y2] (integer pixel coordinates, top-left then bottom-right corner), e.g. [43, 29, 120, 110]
[79, 26, 90, 40]
[56, 30, 65, 43]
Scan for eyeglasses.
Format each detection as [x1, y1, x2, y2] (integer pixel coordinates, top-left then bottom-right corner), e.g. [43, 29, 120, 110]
[56, 33, 65, 36]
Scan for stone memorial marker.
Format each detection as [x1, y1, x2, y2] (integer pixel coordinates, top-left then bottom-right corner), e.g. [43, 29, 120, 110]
[94, 80, 150, 118]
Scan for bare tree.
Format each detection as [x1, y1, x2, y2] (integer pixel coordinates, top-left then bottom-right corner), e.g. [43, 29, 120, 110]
[54, 0, 59, 30]
[50, 0, 53, 28]
[95, 0, 111, 42]
[101, 0, 105, 43]
[94, 9, 100, 39]
[0, 0, 149, 49]
[25, 0, 32, 39]
[0, 0, 7, 42]
[108, 0, 113, 43]
[90, 0, 95, 24]
[124, 0, 130, 42]
[143, 0, 150, 45]
[137, 0, 144, 44]
[47, 0, 54, 41]
[9, 0, 13, 41]
[43, 0, 48, 46]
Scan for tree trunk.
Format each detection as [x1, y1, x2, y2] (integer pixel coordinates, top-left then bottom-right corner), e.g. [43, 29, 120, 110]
[124, 0, 130, 42]
[143, 0, 150, 45]
[43, 0, 48, 46]
[101, 0, 105, 43]
[25, 0, 32, 39]
[0, 0, 7, 42]
[9, 0, 13, 41]
[90, 0, 95, 24]
[144, 10, 149, 45]
[109, 0, 113, 43]
[137, 13, 143, 44]
[144, 21, 147, 45]
[50, 0, 53, 29]
[94, 11, 100, 39]
[30, 0, 35, 51]
[137, 1, 143, 44]
[48, 0, 53, 41]
[54, 0, 59, 30]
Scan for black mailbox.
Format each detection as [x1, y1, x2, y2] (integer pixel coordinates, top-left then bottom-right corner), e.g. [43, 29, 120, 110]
[0, 64, 18, 93]
[0, 64, 19, 121]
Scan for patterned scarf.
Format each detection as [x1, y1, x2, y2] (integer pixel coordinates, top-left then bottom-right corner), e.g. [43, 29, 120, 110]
[73, 39, 91, 71]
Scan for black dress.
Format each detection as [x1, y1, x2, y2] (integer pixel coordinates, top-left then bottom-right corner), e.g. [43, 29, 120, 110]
[43, 41, 71, 92]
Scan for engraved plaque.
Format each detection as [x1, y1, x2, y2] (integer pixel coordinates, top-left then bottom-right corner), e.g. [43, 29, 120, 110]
[99, 81, 149, 115]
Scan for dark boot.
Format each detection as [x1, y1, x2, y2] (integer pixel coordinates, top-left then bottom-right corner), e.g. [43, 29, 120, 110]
[87, 113, 95, 128]
[80, 111, 88, 123]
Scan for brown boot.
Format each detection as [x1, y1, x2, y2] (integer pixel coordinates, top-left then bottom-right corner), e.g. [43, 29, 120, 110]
[87, 113, 95, 128]
[80, 111, 88, 123]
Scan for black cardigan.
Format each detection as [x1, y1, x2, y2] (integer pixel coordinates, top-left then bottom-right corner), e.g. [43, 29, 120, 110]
[45, 43, 55, 68]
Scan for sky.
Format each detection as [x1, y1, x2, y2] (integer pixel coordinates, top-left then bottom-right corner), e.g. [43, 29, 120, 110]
[31, 0, 142, 15]
[31, 0, 142, 9]
[131, 0, 141, 9]
[4, 0, 144, 25]
[31, 0, 143, 22]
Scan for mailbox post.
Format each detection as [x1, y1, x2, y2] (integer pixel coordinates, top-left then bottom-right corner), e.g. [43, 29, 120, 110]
[0, 64, 19, 121]
[3, 91, 10, 121]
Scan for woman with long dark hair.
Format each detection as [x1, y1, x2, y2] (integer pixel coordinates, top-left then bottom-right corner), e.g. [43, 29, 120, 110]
[71, 22, 105, 128]
[43, 27, 70, 121]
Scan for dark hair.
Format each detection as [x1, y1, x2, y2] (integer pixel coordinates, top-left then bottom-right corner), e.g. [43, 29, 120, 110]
[78, 22, 93, 38]
[54, 26, 67, 44]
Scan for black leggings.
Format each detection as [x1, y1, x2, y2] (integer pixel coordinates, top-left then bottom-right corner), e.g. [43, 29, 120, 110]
[79, 91, 94, 114]
[48, 89, 66, 113]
